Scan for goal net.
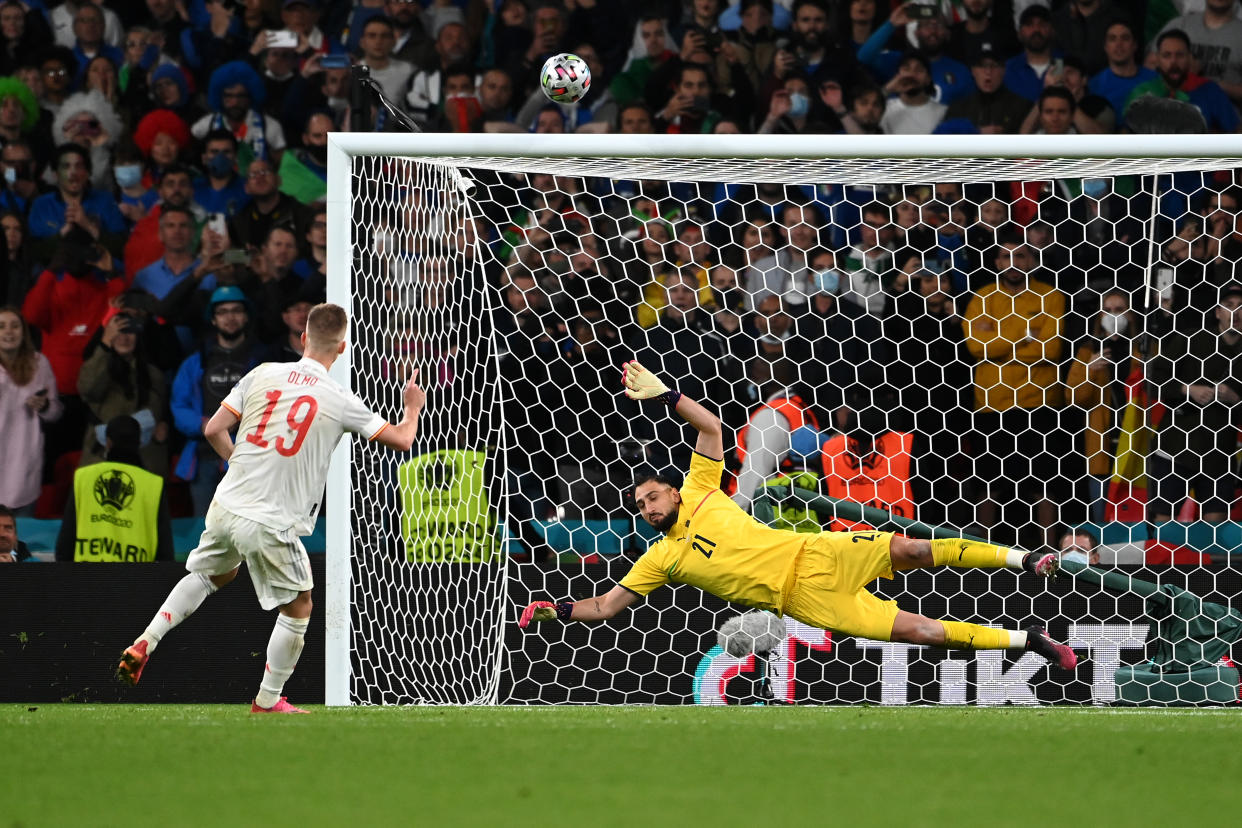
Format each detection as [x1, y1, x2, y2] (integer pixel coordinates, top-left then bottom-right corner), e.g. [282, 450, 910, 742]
[327, 134, 1242, 706]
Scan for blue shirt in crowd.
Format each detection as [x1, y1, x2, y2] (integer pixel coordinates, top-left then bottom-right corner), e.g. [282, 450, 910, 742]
[1089, 66, 1157, 120]
[1004, 52, 1064, 101]
[857, 21, 976, 104]
[192, 176, 248, 218]
[133, 256, 213, 300]
[28, 189, 127, 239]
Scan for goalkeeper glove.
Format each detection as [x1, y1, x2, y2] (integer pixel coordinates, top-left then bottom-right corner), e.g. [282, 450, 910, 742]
[519, 600, 574, 628]
[622, 361, 681, 407]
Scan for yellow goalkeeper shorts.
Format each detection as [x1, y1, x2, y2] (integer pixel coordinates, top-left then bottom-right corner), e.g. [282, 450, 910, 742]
[782, 531, 900, 642]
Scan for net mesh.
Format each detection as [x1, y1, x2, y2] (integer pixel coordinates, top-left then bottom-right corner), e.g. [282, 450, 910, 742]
[343, 148, 1242, 706]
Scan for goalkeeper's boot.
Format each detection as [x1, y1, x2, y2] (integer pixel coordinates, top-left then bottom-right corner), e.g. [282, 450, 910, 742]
[250, 696, 309, 714]
[1022, 552, 1060, 579]
[1023, 626, 1078, 671]
[116, 640, 150, 687]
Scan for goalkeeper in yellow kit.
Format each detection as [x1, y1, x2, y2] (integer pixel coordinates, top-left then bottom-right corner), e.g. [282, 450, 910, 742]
[519, 362, 1078, 670]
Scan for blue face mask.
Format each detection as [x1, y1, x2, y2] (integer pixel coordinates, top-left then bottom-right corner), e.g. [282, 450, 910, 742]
[206, 153, 234, 178]
[814, 268, 839, 295]
[114, 164, 143, 188]
[787, 91, 810, 118]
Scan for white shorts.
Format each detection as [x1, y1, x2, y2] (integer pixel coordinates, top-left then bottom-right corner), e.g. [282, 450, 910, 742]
[186, 503, 312, 611]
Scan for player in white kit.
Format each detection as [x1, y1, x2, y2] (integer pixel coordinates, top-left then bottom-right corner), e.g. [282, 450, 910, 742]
[116, 303, 424, 713]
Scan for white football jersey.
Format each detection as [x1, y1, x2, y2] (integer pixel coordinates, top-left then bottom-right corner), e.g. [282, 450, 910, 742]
[214, 359, 386, 534]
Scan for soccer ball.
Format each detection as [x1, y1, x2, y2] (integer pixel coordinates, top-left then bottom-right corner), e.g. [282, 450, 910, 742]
[717, 611, 787, 657]
[540, 53, 591, 104]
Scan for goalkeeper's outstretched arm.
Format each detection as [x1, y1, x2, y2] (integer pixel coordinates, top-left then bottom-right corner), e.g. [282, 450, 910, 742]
[519, 585, 639, 628]
[621, 360, 723, 460]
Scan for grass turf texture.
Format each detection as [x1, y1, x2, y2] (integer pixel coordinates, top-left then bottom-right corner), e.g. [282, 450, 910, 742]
[3, 705, 1235, 827]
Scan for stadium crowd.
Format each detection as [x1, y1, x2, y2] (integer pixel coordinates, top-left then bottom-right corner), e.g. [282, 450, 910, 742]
[0, 0, 1239, 563]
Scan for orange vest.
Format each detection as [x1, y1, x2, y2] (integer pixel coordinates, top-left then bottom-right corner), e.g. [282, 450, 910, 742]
[735, 395, 819, 468]
[821, 432, 915, 532]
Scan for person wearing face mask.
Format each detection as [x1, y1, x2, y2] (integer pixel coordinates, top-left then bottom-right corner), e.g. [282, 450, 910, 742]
[193, 129, 248, 218]
[0, 139, 44, 217]
[1065, 290, 1141, 523]
[757, 72, 838, 134]
[113, 144, 156, 225]
[276, 110, 332, 206]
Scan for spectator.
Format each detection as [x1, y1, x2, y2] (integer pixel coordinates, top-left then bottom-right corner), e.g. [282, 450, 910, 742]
[252, 39, 302, 137]
[0, 305, 62, 513]
[50, 1, 122, 51]
[733, 357, 818, 511]
[406, 22, 473, 129]
[267, 293, 312, 363]
[1004, 4, 1059, 101]
[0, 504, 31, 561]
[133, 109, 192, 188]
[0, 211, 38, 306]
[655, 62, 722, 133]
[231, 157, 306, 251]
[276, 111, 330, 206]
[51, 90, 124, 191]
[147, 64, 203, 127]
[68, 3, 122, 89]
[1058, 528, 1100, 565]
[114, 143, 156, 225]
[133, 205, 215, 302]
[171, 286, 263, 513]
[0, 137, 42, 217]
[138, 2, 187, 63]
[880, 53, 947, 134]
[0, 76, 40, 156]
[27, 143, 126, 261]
[1050, 56, 1116, 131]
[77, 307, 169, 473]
[782, 0, 861, 88]
[1156, 0, 1242, 105]
[1126, 29, 1239, 133]
[293, 205, 327, 285]
[37, 47, 77, 116]
[357, 15, 413, 102]
[1065, 290, 1141, 523]
[963, 226, 1067, 547]
[948, 0, 1020, 64]
[745, 203, 823, 309]
[945, 39, 1031, 133]
[125, 164, 200, 280]
[758, 72, 839, 133]
[841, 200, 896, 316]
[1089, 19, 1156, 121]
[0, 1, 44, 78]
[249, 224, 305, 325]
[858, 4, 974, 104]
[611, 16, 677, 109]
[1050, 0, 1128, 77]
[507, 4, 566, 100]
[1020, 85, 1102, 134]
[478, 67, 517, 125]
[193, 129, 248, 218]
[192, 60, 287, 162]
[841, 82, 885, 133]
[56, 414, 173, 562]
[1148, 283, 1242, 523]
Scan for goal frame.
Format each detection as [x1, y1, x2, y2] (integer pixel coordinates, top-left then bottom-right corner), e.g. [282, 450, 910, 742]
[324, 132, 1242, 707]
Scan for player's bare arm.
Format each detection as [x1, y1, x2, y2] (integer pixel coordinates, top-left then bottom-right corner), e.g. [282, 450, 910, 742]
[204, 406, 240, 462]
[621, 360, 723, 460]
[373, 370, 427, 452]
[519, 584, 639, 628]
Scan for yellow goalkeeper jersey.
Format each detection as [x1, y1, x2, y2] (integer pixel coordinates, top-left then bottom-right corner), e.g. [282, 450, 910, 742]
[619, 452, 807, 614]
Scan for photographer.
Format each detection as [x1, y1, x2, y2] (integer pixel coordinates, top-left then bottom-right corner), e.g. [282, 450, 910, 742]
[879, 52, 947, 134]
[654, 62, 721, 134]
[77, 306, 169, 474]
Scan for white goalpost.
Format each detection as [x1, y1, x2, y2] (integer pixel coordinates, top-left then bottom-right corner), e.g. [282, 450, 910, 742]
[326, 133, 1242, 707]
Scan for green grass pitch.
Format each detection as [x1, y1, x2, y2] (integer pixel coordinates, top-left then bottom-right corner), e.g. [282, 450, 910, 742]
[3, 704, 1235, 827]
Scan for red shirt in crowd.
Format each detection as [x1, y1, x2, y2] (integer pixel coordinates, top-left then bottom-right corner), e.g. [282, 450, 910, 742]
[21, 269, 128, 395]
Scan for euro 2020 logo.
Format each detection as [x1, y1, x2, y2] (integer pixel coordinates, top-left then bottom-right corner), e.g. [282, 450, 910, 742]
[93, 469, 135, 512]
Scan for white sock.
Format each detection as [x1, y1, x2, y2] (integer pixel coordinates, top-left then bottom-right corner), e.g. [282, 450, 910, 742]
[255, 614, 309, 709]
[139, 573, 217, 654]
[1009, 630, 1029, 649]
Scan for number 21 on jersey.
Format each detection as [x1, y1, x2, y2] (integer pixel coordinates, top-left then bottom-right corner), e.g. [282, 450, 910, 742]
[245, 390, 318, 456]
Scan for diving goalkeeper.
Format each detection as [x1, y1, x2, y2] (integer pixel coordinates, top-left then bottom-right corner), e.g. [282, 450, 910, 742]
[519, 361, 1077, 670]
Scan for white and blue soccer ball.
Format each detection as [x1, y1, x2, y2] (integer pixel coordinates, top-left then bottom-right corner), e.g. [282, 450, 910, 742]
[718, 611, 787, 657]
[540, 52, 591, 104]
